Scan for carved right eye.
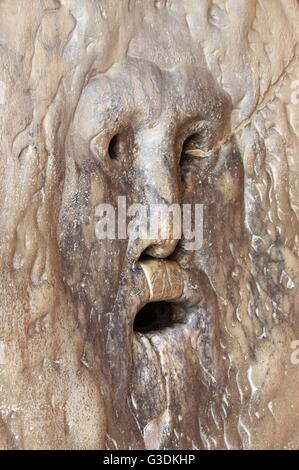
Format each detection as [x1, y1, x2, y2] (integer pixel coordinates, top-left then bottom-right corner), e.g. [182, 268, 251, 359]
[181, 133, 208, 158]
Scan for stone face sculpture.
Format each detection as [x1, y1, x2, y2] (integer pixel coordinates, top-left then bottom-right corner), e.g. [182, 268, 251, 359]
[0, 0, 298, 450]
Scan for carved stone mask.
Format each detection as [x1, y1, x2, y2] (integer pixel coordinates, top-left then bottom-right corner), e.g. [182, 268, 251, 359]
[1, 0, 298, 452]
[58, 57, 244, 448]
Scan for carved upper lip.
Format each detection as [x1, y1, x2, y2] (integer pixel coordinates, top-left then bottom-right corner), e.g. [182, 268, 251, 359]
[139, 259, 184, 303]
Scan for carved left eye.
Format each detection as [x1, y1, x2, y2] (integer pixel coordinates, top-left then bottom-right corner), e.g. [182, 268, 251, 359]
[108, 134, 124, 159]
[108, 130, 133, 161]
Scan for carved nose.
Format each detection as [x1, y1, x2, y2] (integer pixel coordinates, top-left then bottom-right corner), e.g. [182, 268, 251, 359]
[128, 138, 181, 261]
[145, 238, 179, 258]
[127, 198, 181, 261]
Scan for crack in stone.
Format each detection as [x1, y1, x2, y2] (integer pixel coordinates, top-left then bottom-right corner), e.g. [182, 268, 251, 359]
[186, 50, 299, 157]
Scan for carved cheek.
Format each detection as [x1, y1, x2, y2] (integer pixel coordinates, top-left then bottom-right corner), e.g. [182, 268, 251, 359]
[216, 170, 240, 203]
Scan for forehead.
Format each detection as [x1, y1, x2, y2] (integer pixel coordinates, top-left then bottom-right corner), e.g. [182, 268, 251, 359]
[74, 58, 230, 137]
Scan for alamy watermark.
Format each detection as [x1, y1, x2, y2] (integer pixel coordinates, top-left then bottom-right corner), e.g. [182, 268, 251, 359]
[94, 196, 203, 250]
[290, 340, 299, 365]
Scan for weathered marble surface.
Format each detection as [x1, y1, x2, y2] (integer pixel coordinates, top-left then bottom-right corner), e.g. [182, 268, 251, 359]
[0, 0, 298, 450]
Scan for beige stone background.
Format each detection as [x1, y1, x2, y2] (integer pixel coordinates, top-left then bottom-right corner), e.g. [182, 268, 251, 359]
[0, 0, 298, 449]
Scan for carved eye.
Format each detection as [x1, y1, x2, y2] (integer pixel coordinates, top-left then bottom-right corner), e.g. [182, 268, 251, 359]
[181, 133, 207, 158]
[108, 131, 133, 161]
[108, 134, 123, 159]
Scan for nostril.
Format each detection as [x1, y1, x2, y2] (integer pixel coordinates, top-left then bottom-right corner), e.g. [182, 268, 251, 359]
[128, 238, 179, 265]
[138, 252, 155, 262]
[144, 239, 179, 259]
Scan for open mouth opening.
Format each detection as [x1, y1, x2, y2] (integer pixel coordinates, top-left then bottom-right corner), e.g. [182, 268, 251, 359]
[133, 301, 186, 334]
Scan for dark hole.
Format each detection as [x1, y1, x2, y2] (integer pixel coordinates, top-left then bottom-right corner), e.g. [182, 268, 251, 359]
[133, 302, 174, 334]
[138, 252, 157, 262]
[182, 133, 202, 154]
[108, 134, 122, 159]
[180, 133, 208, 166]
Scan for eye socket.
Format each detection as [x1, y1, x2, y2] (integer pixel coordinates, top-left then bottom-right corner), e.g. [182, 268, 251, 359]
[108, 134, 123, 159]
[181, 133, 207, 158]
